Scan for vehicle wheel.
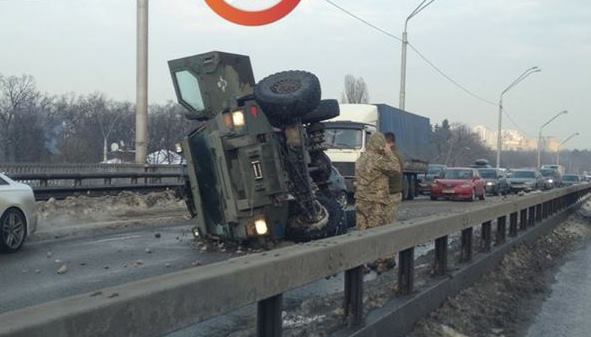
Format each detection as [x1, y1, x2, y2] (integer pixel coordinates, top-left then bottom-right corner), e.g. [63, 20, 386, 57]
[0, 208, 27, 253]
[286, 195, 346, 242]
[254, 70, 321, 126]
[430, 196, 437, 201]
[335, 190, 348, 208]
[302, 99, 340, 124]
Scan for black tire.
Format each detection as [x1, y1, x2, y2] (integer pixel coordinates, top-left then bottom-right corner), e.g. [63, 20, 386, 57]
[286, 196, 346, 242]
[0, 208, 27, 253]
[254, 71, 321, 125]
[302, 99, 340, 124]
[430, 196, 437, 201]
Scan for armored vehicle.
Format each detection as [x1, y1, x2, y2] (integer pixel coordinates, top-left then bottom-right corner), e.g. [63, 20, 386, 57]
[169, 51, 345, 242]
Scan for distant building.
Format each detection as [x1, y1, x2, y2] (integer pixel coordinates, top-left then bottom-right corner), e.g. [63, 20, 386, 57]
[472, 125, 537, 151]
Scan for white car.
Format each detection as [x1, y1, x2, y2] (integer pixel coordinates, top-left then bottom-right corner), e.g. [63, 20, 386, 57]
[0, 173, 37, 253]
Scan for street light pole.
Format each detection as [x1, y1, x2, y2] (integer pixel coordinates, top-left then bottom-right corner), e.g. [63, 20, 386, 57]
[496, 66, 541, 168]
[557, 132, 580, 165]
[399, 0, 435, 111]
[537, 110, 568, 168]
[135, 0, 149, 164]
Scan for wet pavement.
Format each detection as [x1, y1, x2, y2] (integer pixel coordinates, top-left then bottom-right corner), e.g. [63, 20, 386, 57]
[526, 242, 591, 337]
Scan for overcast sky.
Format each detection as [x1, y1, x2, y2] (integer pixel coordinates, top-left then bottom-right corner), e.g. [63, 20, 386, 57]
[1, 0, 590, 149]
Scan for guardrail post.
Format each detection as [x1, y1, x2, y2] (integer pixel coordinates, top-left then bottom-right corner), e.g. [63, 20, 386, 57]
[434, 236, 448, 276]
[460, 227, 473, 262]
[519, 209, 528, 231]
[480, 221, 492, 252]
[104, 177, 112, 185]
[398, 247, 414, 295]
[509, 212, 518, 237]
[74, 178, 82, 186]
[536, 204, 542, 222]
[40, 179, 48, 187]
[344, 266, 364, 326]
[496, 216, 506, 245]
[257, 294, 283, 337]
[528, 207, 536, 227]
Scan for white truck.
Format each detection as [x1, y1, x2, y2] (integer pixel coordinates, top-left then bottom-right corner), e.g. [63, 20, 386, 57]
[323, 104, 431, 200]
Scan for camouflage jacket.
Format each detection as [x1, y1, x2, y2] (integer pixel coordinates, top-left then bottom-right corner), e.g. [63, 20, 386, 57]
[389, 147, 404, 194]
[355, 133, 401, 204]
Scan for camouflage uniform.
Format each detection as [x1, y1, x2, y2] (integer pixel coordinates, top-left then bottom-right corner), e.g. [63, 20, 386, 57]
[387, 146, 404, 222]
[355, 133, 401, 230]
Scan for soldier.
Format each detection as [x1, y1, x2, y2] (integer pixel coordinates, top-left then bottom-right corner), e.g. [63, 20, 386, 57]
[355, 132, 401, 273]
[385, 132, 404, 222]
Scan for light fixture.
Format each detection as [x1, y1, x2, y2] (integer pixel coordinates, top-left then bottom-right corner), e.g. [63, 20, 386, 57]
[254, 218, 268, 235]
[232, 110, 245, 127]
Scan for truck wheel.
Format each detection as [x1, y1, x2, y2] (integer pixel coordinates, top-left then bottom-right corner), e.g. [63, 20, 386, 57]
[254, 70, 321, 125]
[407, 175, 416, 200]
[302, 99, 340, 124]
[286, 196, 346, 242]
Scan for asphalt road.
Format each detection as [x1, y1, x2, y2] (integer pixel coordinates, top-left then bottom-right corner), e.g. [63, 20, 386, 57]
[525, 241, 591, 337]
[0, 195, 513, 326]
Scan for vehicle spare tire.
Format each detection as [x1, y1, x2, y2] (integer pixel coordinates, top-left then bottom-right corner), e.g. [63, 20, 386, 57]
[302, 99, 340, 124]
[286, 195, 346, 242]
[254, 70, 321, 125]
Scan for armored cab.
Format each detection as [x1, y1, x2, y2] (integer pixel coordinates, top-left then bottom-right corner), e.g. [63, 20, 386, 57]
[169, 51, 343, 242]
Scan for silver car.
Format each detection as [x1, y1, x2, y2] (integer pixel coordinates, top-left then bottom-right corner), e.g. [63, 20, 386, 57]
[0, 173, 37, 253]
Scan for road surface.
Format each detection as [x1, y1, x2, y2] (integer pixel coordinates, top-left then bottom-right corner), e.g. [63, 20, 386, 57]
[0, 195, 512, 331]
[525, 241, 591, 337]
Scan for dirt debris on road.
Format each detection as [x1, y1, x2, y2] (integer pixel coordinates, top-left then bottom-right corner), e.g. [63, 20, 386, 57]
[409, 202, 591, 337]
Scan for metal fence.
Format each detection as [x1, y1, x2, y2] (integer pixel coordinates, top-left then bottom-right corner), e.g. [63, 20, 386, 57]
[0, 184, 588, 337]
[0, 163, 183, 175]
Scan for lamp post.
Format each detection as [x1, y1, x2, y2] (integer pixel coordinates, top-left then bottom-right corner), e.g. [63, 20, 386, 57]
[399, 0, 435, 111]
[496, 66, 541, 168]
[537, 110, 568, 168]
[557, 132, 580, 165]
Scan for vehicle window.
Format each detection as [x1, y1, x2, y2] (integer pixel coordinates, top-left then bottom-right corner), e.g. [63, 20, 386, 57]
[443, 169, 473, 179]
[540, 169, 556, 177]
[563, 175, 578, 181]
[324, 128, 363, 150]
[175, 70, 205, 112]
[478, 169, 497, 179]
[513, 171, 535, 178]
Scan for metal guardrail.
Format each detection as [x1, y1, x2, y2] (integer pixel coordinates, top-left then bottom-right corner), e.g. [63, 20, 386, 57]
[0, 185, 589, 337]
[7, 172, 186, 200]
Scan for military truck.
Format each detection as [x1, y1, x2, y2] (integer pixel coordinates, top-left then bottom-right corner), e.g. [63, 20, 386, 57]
[168, 51, 346, 243]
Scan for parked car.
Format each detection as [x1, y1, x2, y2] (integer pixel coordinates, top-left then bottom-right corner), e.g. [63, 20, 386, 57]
[328, 166, 348, 207]
[431, 167, 486, 201]
[539, 168, 562, 189]
[508, 169, 544, 192]
[478, 168, 510, 195]
[562, 174, 582, 186]
[0, 173, 37, 253]
[418, 164, 446, 195]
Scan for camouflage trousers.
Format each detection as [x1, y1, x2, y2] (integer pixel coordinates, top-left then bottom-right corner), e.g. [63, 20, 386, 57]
[356, 199, 389, 230]
[387, 193, 403, 223]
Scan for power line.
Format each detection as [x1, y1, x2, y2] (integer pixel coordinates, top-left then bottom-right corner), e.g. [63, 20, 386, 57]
[322, 0, 497, 106]
[503, 110, 532, 138]
[322, 0, 402, 42]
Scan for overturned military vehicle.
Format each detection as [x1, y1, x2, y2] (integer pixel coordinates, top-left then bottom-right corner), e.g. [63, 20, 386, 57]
[169, 51, 346, 243]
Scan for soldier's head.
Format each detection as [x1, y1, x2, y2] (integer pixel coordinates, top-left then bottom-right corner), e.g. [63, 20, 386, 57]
[367, 132, 387, 154]
[385, 132, 396, 149]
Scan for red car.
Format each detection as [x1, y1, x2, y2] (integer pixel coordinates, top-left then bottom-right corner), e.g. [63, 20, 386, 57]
[431, 167, 486, 201]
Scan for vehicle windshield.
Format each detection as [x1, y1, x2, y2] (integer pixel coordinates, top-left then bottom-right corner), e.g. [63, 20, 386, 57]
[563, 175, 579, 181]
[479, 169, 497, 179]
[540, 169, 556, 177]
[428, 166, 444, 175]
[443, 169, 473, 179]
[323, 128, 363, 150]
[513, 171, 536, 179]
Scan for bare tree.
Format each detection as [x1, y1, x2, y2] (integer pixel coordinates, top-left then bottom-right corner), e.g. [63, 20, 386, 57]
[341, 74, 369, 104]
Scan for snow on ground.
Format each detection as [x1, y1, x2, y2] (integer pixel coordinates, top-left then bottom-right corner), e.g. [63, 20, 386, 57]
[35, 191, 186, 232]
